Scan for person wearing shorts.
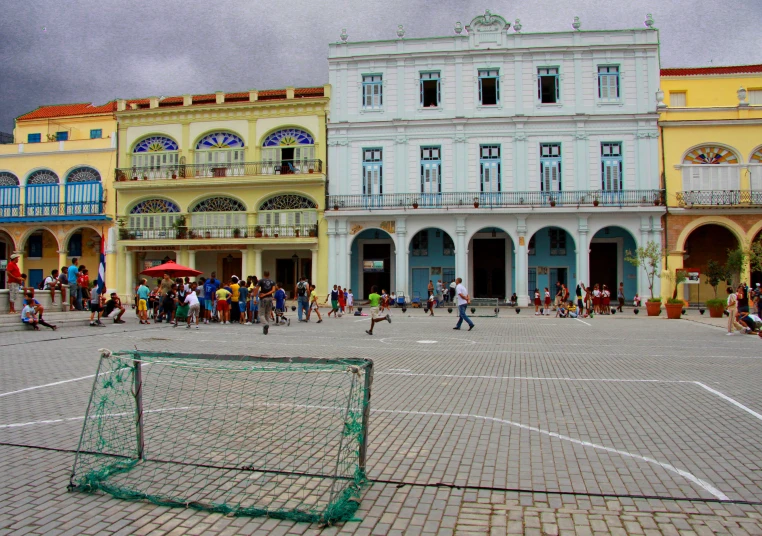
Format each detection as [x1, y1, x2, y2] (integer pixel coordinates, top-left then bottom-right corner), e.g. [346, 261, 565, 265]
[365, 285, 391, 335]
[238, 283, 248, 325]
[6, 253, 22, 314]
[308, 285, 323, 323]
[203, 277, 217, 324]
[216, 286, 231, 324]
[184, 285, 201, 329]
[136, 279, 150, 324]
[89, 286, 106, 327]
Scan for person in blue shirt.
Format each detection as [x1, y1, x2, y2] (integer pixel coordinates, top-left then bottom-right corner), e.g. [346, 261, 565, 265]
[238, 284, 248, 325]
[136, 278, 150, 325]
[274, 282, 289, 326]
[67, 258, 81, 311]
[203, 277, 217, 324]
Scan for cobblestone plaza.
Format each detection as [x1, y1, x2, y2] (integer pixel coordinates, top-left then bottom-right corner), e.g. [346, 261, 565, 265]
[1, 312, 761, 535]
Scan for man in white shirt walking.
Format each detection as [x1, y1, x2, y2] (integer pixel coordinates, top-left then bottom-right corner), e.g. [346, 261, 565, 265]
[453, 277, 474, 331]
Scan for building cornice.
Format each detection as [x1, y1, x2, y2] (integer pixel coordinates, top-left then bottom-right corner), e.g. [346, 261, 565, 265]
[659, 118, 762, 127]
[0, 147, 116, 159]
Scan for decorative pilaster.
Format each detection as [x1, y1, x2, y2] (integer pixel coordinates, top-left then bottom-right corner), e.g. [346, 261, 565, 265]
[124, 249, 134, 300]
[311, 248, 318, 287]
[577, 215, 590, 289]
[240, 250, 248, 280]
[515, 216, 529, 306]
[187, 250, 196, 270]
[395, 217, 408, 297]
[455, 216, 468, 284]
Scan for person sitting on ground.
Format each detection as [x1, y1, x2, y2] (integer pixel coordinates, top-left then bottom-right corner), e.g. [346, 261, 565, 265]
[103, 293, 126, 323]
[21, 301, 56, 330]
[567, 300, 578, 318]
[23, 291, 46, 321]
[509, 292, 518, 306]
[558, 302, 569, 318]
[633, 293, 641, 307]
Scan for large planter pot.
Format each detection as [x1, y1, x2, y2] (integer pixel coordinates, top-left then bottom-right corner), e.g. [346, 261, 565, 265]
[708, 305, 725, 318]
[645, 301, 661, 317]
[665, 303, 683, 319]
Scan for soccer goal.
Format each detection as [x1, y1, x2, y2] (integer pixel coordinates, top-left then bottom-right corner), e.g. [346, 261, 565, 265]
[69, 350, 374, 525]
[468, 298, 500, 317]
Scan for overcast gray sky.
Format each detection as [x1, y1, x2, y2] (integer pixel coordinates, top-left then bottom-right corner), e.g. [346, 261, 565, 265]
[1, 0, 760, 133]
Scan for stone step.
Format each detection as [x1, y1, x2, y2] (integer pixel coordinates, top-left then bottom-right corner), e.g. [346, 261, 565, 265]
[0, 310, 102, 332]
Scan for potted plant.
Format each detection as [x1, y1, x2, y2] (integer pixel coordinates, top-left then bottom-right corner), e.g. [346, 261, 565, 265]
[308, 225, 317, 238]
[334, 203, 339, 211]
[171, 172, 177, 179]
[295, 228, 300, 238]
[142, 175, 148, 181]
[172, 216, 187, 239]
[205, 231, 211, 239]
[116, 172, 126, 182]
[412, 199, 419, 209]
[664, 269, 688, 319]
[473, 197, 479, 208]
[704, 260, 731, 317]
[254, 226, 263, 238]
[593, 196, 600, 207]
[308, 167, 314, 174]
[549, 196, 556, 207]
[625, 241, 663, 316]
[233, 228, 241, 238]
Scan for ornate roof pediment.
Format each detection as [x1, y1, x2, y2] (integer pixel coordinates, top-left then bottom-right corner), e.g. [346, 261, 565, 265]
[465, 10, 510, 34]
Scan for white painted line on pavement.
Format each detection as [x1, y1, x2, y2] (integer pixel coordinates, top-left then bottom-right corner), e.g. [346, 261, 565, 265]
[575, 318, 592, 326]
[375, 372, 690, 383]
[0, 374, 98, 398]
[693, 382, 762, 423]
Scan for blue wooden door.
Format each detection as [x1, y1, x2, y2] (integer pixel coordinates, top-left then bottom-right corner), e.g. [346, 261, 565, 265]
[411, 268, 429, 302]
[28, 269, 43, 289]
[0, 185, 20, 217]
[66, 181, 102, 214]
[26, 184, 59, 216]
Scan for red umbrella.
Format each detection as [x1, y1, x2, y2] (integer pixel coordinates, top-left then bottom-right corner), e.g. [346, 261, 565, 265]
[140, 260, 202, 278]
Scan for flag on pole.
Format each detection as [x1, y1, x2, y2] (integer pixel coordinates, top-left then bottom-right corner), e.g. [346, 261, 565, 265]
[96, 233, 106, 295]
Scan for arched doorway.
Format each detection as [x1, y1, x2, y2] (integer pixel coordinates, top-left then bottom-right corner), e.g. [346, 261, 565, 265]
[683, 224, 740, 302]
[408, 228, 456, 302]
[468, 227, 514, 299]
[527, 226, 576, 303]
[589, 226, 638, 302]
[65, 227, 102, 281]
[350, 229, 394, 300]
[21, 228, 59, 289]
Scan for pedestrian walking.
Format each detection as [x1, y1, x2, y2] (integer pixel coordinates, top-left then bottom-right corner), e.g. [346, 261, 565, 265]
[296, 276, 309, 321]
[258, 271, 276, 334]
[453, 278, 474, 331]
[309, 284, 323, 323]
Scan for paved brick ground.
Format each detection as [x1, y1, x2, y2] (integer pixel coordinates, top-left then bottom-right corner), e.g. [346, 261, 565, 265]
[1, 308, 761, 534]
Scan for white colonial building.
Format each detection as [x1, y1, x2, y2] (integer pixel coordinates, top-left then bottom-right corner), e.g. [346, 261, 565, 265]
[326, 11, 664, 305]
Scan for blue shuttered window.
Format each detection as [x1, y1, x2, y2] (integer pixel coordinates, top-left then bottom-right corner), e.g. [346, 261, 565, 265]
[598, 66, 620, 101]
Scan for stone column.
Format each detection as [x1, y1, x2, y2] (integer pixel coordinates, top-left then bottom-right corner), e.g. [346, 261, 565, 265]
[337, 219, 349, 286]
[395, 218, 408, 297]
[124, 249, 134, 301]
[327, 222, 337, 288]
[240, 249, 248, 280]
[186, 249, 196, 270]
[254, 248, 262, 277]
[57, 250, 68, 275]
[311, 248, 318, 287]
[650, 220, 663, 299]
[576, 215, 589, 290]
[515, 216, 529, 306]
[455, 216, 468, 284]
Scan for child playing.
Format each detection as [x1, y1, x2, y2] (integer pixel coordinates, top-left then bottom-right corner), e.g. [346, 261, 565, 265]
[309, 284, 323, 323]
[427, 293, 436, 316]
[347, 289, 354, 314]
[274, 282, 289, 326]
[365, 285, 391, 336]
[534, 289, 541, 315]
[544, 287, 551, 316]
[633, 293, 641, 307]
[89, 286, 107, 327]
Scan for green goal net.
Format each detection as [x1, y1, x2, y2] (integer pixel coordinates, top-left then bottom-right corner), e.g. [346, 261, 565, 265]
[69, 350, 373, 525]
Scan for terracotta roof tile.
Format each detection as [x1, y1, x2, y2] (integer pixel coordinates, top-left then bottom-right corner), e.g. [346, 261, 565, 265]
[17, 102, 116, 121]
[661, 64, 762, 76]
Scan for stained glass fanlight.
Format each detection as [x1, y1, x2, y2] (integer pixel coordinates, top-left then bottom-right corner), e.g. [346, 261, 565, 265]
[190, 196, 246, 212]
[751, 148, 762, 164]
[195, 132, 244, 150]
[0, 171, 19, 186]
[129, 199, 181, 214]
[27, 169, 59, 184]
[259, 195, 317, 211]
[66, 167, 101, 183]
[263, 129, 314, 147]
[683, 146, 739, 165]
[133, 136, 179, 153]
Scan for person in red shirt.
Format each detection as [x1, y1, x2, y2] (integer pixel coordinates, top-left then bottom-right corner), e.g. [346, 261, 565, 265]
[6, 253, 22, 314]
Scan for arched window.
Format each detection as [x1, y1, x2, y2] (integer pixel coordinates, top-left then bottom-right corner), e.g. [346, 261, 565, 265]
[132, 135, 179, 169]
[261, 128, 315, 174]
[0, 172, 20, 218]
[195, 131, 245, 165]
[751, 148, 762, 192]
[258, 194, 317, 237]
[682, 145, 740, 192]
[65, 167, 103, 215]
[190, 197, 246, 236]
[26, 170, 60, 216]
[126, 199, 182, 239]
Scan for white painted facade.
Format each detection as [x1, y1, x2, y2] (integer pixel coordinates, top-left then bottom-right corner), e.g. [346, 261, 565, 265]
[326, 11, 664, 304]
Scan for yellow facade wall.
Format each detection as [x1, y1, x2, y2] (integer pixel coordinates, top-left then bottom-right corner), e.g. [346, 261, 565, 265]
[661, 74, 762, 108]
[14, 115, 117, 144]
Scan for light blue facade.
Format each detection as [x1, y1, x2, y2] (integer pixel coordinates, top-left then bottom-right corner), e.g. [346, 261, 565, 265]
[527, 227, 577, 294]
[408, 228, 455, 300]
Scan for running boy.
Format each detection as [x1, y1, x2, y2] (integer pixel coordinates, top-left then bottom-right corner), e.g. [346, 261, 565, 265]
[365, 285, 391, 335]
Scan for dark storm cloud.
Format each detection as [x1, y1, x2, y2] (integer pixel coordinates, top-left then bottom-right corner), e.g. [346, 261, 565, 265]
[0, 0, 760, 132]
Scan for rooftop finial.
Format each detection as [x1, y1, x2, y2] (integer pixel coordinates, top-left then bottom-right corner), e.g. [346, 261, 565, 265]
[396, 24, 405, 39]
[454, 21, 463, 34]
[339, 28, 348, 43]
[645, 13, 654, 28]
[513, 19, 522, 32]
[572, 16, 581, 31]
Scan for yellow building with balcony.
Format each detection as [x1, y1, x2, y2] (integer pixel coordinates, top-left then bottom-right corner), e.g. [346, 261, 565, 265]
[0, 103, 117, 306]
[114, 86, 330, 298]
[660, 64, 762, 302]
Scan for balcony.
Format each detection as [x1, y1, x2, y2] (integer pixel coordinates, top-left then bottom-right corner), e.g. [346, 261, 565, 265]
[327, 190, 664, 211]
[676, 190, 762, 207]
[115, 159, 323, 183]
[118, 223, 318, 241]
[0, 201, 106, 222]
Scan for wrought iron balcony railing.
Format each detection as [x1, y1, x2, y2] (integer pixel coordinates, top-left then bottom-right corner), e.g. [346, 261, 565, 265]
[119, 223, 318, 240]
[115, 159, 323, 182]
[0, 202, 105, 219]
[676, 190, 762, 207]
[327, 190, 664, 210]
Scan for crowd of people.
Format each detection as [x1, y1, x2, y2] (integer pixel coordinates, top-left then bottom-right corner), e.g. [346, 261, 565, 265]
[725, 283, 762, 336]
[529, 281, 628, 318]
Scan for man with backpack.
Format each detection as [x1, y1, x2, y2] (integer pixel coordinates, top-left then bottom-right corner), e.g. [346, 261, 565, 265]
[258, 271, 276, 335]
[296, 276, 310, 322]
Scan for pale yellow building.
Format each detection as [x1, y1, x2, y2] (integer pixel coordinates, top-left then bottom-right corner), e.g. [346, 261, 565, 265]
[659, 64, 762, 302]
[0, 103, 118, 306]
[114, 87, 330, 299]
